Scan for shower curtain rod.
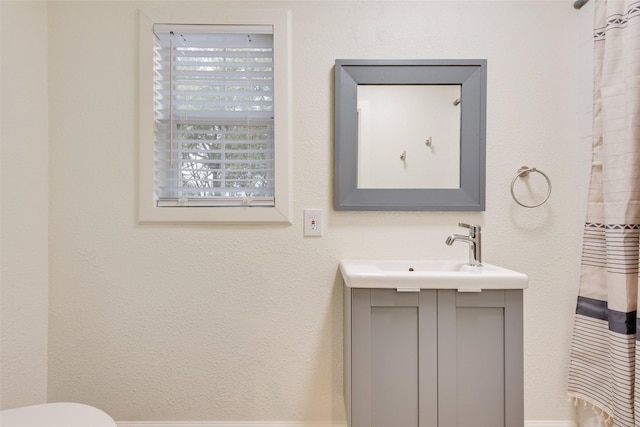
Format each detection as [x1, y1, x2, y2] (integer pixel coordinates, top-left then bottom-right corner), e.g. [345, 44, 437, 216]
[574, 0, 589, 9]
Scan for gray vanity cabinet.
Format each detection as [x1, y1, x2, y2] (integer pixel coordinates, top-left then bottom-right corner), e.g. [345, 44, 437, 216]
[343, 288, 523, 427]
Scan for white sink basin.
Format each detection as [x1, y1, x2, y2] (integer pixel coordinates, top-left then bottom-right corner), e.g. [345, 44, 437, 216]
[340, 259, 528, 291]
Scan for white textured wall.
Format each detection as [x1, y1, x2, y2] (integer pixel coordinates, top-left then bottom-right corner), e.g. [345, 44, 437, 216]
[46, 0, 582, 423]
[0, 0, 49, 410]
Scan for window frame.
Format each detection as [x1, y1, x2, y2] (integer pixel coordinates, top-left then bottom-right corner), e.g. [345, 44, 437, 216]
[138, 7, 292, 223]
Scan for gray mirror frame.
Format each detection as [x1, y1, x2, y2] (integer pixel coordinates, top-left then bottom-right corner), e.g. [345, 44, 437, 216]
[334, 59, 487, 211]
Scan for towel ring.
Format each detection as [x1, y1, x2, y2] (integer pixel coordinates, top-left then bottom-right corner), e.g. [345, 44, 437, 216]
[510, 166, 552, 208]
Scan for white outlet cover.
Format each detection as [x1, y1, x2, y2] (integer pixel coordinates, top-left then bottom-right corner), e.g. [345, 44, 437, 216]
[304, 208, 322, 237]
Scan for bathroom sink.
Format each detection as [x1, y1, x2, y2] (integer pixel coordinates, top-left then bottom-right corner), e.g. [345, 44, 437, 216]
[339, 259, 528, 291]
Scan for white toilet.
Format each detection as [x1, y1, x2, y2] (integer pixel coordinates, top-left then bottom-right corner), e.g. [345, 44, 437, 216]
[0, 402, 116, 427]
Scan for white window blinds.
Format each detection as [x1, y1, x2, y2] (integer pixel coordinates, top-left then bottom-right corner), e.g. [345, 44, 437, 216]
[153, 24, 275, 207]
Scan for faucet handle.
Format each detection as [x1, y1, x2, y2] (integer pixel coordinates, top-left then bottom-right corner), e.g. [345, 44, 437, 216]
[458, 222, 479, 229]
[458, 223, 481, 235]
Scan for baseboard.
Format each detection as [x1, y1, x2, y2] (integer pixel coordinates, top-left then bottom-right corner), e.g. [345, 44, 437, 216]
[116, 423, 347, 427]
[116, 421, 575, 427]
[525, 422, 576, 427]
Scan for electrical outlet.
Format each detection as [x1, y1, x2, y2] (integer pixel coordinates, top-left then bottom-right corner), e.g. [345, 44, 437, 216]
[304, 209, 323, 237]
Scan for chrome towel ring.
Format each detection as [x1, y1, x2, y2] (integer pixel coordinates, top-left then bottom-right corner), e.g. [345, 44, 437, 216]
[510, 166, 552, 208]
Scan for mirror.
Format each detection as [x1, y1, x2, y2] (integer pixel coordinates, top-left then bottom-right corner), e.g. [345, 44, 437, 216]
[334, 59, 487, 211]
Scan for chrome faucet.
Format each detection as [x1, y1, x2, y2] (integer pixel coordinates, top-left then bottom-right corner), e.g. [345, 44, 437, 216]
[445, 223, 482, 267]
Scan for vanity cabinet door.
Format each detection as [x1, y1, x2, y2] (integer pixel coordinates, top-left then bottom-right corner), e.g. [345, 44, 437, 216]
[345, 288, 523, 427]
[349, 288, 438, 427]
[437, 290, 524, 427]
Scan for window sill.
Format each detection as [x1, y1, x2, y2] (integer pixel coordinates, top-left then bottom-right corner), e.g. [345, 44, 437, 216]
[138, 203, 292, 224]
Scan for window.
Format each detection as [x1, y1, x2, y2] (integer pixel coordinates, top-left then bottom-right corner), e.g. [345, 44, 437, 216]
[139, 9, 291, 223]
[154, 25, 275, 207]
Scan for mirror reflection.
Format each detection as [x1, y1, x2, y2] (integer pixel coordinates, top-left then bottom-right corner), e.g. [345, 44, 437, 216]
[357, 84, 461, 189]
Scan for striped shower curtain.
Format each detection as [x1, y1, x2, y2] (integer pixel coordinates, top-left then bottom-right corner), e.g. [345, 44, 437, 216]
[568, 1, 640, 426]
